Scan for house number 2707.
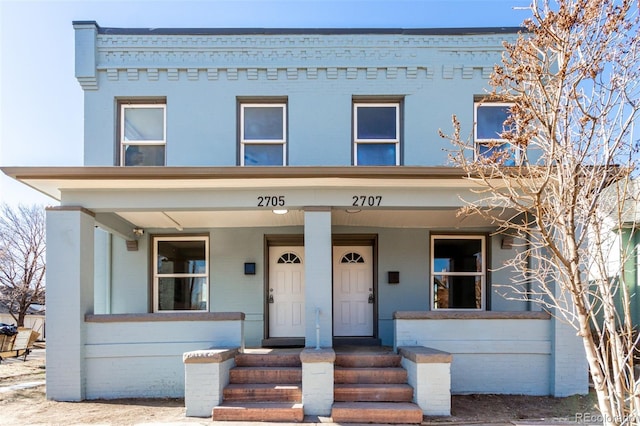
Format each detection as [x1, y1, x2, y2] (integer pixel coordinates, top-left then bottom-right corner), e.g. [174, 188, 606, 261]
[257, 195, 286, 207]
[352, 195, 382, 207]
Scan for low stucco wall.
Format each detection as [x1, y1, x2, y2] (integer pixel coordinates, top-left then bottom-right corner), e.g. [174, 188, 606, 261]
[82, 312, 244, 399]
[394, 311, 553, 395]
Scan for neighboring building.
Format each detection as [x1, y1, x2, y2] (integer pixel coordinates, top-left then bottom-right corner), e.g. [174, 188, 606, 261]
[2, 22, 588, 413]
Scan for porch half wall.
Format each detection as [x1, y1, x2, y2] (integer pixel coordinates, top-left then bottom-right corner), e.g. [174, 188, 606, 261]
[83, 313, 244, 399]
[394, 311, 587, 396]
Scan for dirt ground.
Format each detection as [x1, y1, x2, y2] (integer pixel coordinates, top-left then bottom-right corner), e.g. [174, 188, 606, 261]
[0, 348, 599, 426]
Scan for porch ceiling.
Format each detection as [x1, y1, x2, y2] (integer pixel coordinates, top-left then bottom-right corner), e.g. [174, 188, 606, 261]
[115, 208, 496, 229]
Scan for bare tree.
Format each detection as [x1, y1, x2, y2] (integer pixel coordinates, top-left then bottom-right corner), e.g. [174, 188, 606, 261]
[442, 0, 640, 424]
[0, 204, 46, 327]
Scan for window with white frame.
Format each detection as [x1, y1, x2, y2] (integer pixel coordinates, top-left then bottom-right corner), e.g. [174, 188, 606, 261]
[153, 236, 208, 312]
[431, 235, 485, 310]
[241, 103, 287, 166]
[474, 102, 517, 166]
[354, 102, 400, 166]
[120, 103, 166, 166]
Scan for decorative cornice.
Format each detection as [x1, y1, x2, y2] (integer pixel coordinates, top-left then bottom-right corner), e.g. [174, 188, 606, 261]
[73, 32, 514, 88]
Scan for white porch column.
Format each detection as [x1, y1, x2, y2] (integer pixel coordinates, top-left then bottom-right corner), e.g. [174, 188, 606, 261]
[46, 207, 95, 401]
[304, 207, 332, 348]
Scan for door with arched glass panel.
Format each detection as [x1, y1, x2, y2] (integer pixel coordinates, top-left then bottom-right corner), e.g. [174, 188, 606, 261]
[333, 246, 373, 336]
[268, 247, 305, 338]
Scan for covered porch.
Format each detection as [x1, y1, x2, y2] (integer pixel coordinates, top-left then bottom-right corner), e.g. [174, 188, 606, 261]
[1, 166, 588, 405]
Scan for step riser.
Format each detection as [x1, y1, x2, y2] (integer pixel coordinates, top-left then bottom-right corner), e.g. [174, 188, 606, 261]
[230, 369, 302, 384]
[331, 403, 423, 424]
[213, 406, 304, 422]
[235, 354, 301, 367]
[335, 354, 401, 368]
[223, 388, 302, 402]
[335, 368, 407, 384]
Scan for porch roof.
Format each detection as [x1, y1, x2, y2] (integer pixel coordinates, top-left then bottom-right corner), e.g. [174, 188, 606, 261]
[3, 166, 516, 236]
[2, 166, 481, 201]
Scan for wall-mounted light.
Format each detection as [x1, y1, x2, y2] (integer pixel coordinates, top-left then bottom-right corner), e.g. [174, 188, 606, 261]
[132, 228, 144, 237]
[244, 262, 256, 275]
[272, 209, 288, 215]
[388, 271, 400, 284]
[501, 237, 514, 249]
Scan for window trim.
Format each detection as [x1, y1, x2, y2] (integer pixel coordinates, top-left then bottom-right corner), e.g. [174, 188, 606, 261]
[353, 102, 401, 166]
[473, 101, 519, 165]
[152, 235, 209, 313]
[430, 234, 486, 311]
[240, 102, 287, 166]
[119, 103, 167, 167]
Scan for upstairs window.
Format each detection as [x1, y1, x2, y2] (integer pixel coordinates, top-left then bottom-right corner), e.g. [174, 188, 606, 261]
[354, 103, 400, 166]
[153, 236, 208, 312]
[241, 103, 287, 166]
[120, 103, 166, 166]
[431, 235, 486, 310]
[474, 102, 517, 166]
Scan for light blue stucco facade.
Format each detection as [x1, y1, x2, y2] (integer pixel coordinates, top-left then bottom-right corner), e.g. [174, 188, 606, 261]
[2, 22, 589, 402]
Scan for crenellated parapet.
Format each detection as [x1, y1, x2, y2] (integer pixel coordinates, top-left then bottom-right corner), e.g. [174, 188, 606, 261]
[73, 21, 520, 90]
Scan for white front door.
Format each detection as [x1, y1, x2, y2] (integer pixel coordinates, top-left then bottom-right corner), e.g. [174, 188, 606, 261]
[269, 246, 305, 338]
[333, 246, 374, 336]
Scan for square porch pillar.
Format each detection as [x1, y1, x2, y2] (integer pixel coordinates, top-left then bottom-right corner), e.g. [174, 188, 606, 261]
[45, 207, 95, 401]
[304, 208, 332, 348]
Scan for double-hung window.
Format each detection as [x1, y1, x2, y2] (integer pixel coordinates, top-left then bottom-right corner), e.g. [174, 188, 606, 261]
[240, 103, 287, 166]
[153, 236, 209, 312]
[354, 103, 400, 166]
[431, 235, 486, 310]
[120, 103, 166, 166]
[474, 102, 517, 166]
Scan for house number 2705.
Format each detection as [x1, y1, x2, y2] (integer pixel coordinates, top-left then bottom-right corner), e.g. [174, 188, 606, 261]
[352, 195, 382, 207]
[257, 195, 286, 207]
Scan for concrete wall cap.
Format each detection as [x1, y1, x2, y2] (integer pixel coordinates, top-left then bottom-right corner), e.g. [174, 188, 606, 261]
[398, 346, 453, 363]
[300, 348, 336, 363]
[183, 348, 238, 364]
[85, 312, 245, 322]
[393, 311, 551, 320]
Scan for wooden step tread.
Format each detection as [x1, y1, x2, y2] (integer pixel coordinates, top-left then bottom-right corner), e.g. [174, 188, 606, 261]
[213, 402, 304, 422]
[334, 383, 414, 402]
[335, 367, 408, 384]
[331, 402, 423, 424]
[335, 353, 402, 368]
[235, 353, 301, 367]
[230, 366, 302, 384]
[223, 383, 302, 402]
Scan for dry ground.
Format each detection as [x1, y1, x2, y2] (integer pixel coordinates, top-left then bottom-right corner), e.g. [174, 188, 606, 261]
[0, 349, 599, 426]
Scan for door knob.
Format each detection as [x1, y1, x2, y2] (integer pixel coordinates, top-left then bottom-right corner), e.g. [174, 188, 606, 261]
[268, 288, 274, 303]
[368, 293, 374, 304]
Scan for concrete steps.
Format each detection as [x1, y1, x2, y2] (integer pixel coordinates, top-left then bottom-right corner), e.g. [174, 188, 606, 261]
[331, 351, 423, 424]
[212, 351, 303, 422]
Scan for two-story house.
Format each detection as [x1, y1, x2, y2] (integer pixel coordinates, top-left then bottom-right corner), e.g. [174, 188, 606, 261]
[2, 22, 589, 421]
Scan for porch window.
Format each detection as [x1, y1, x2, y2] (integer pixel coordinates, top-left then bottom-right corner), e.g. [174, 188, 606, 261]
[431, 235, 485, 310]
[153, 236, 208, 312]
[120, 103, 166, 166]
[354, 103, 400, 165]
[474, 102, 517, 166]
[240, 103, 287, 166]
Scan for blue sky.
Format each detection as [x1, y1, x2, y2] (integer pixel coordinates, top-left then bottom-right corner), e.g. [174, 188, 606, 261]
[0, 0, 530, 205]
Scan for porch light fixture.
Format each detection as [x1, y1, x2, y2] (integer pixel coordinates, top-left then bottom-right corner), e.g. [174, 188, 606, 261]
[501, 237, 514, 249]
[132, 228, 144, 237]
[272, 209, 288, 215]
[345, 209, 361, 214]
